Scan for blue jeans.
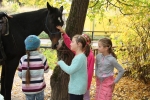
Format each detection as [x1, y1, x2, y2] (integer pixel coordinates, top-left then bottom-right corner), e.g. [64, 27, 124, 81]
[25, 90, 44, 100]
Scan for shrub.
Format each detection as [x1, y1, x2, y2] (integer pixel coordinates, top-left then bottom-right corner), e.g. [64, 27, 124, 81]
[40, 48, 57, 70]
[39, 32, 49, 39]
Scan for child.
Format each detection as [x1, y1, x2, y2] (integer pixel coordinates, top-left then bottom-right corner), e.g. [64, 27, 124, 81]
[95, 38, 125, 100]
[18, 35, 49, 100]
[57, 34, 90, 100]
[56, 26, 95, 100]
[0, 94, 4, 100]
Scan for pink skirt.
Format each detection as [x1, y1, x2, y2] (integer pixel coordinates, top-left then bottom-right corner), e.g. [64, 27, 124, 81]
[95, 76, 114, 100]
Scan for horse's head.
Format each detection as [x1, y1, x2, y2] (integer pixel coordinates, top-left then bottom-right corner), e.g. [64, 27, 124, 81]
[44, 2, 64, 49]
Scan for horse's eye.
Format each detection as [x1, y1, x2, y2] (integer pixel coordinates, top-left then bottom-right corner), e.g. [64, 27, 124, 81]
[58, 17, 61, 22]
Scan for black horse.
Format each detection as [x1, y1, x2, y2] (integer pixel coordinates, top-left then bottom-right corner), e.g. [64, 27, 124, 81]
[0, 2, 63, 100]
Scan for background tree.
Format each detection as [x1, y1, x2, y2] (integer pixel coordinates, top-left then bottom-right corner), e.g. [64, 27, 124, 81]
[86, 0, 150, 83]
[50, 0, 89, 100]
[104, 0, 150, 83]
[0, 0, 2, 6]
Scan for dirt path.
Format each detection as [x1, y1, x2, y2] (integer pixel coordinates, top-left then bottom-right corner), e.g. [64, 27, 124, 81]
[5, 69, 150, 100]
[11, 70, 52, 100]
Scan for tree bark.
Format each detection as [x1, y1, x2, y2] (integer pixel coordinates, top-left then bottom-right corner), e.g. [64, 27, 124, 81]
[50, 43, 74, 100]
[66, 0, 90, 38]
[50, 0, 89, 100]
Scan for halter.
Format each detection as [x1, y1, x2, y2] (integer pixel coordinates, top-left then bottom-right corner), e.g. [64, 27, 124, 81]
[45, 11, 60, 35]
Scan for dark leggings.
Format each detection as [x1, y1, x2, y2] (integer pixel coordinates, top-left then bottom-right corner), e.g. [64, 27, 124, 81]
[70, 94, 83, 100]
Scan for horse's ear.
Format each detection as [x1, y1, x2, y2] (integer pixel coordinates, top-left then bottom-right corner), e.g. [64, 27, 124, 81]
[59, 6, 63, 13]
[47, 2, 52, 11]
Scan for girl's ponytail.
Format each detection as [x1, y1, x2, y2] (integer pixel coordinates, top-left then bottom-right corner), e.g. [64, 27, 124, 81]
[109, 47, 117, 59]
[26, 51, 31, 85]
[82, 34, 91, 57]
[84, 44, 90, 57]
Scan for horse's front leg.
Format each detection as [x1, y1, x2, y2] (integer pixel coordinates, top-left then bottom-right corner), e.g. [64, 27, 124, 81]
[1, 62, 6, 97]
[1, 57, 20, 100]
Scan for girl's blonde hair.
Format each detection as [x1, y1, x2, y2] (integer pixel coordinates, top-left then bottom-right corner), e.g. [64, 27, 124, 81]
[99, 38, 117, 59]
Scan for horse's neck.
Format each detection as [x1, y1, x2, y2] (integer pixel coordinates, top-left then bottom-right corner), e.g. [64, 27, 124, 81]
[10, 9, 47, 36]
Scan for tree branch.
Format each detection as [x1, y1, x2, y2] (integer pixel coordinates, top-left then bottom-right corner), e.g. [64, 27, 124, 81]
[118, 8, 132, 15]
[117, 0, 149, 8]
[89, 0, 99, 8]
[106, 0, 133, 15]
[116, 0, 133, 6]
[106, 0, 109, 10]
[106, 0, 120, 9]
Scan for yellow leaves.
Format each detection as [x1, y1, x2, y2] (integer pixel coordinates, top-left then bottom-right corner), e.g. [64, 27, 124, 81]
[10, 70, 150, 100]
[90, 76, 150, 100]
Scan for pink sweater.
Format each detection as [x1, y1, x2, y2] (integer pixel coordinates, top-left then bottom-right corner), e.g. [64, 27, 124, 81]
[62, 33, 95, 90]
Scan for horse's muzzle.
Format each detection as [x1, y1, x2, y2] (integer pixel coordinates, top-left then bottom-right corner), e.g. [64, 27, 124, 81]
[52, 42, 59, 49]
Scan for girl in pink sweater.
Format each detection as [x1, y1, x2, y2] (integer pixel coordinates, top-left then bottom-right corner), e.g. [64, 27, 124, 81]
[57, 26, 95, 100]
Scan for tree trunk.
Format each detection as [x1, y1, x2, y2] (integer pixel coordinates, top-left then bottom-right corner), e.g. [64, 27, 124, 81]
[50, 0, 89, 100]
[50, 43, 74, 100]
[66, 0, 89, 38]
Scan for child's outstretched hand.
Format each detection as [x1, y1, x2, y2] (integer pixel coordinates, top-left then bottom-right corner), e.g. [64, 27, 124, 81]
[56, 26, 66, 34]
